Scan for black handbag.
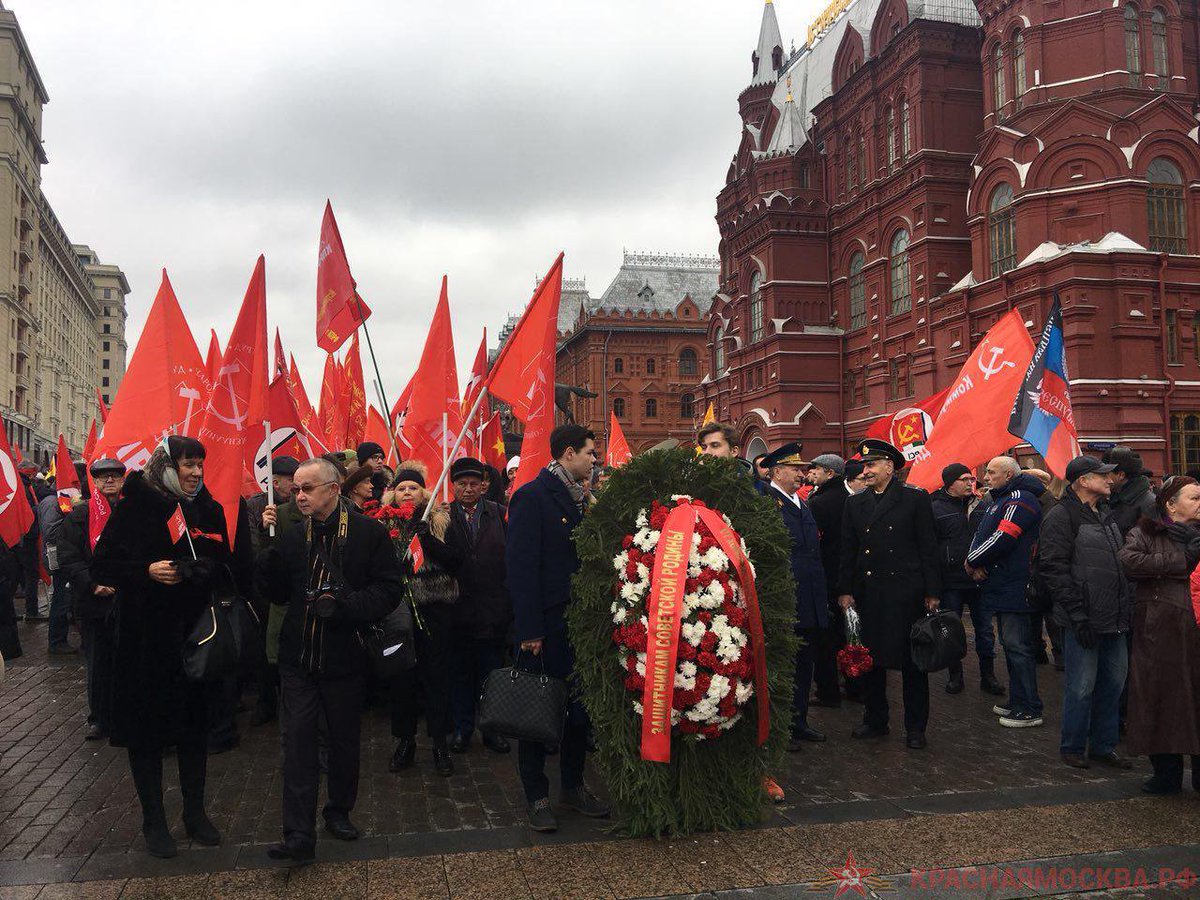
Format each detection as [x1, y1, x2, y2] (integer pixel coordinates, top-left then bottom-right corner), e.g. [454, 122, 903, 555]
[909, 609, 967, 673]
[477, 652, 568, 744]
[361, 599, 416, 679]
[182, 565, 260, 682]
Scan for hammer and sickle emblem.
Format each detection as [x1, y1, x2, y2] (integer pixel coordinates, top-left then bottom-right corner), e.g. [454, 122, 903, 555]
[208, 362, 247, 429]
[978, 345, 1016, 381]
[317, 289, 335, 324]
[895, 421, 920, 445]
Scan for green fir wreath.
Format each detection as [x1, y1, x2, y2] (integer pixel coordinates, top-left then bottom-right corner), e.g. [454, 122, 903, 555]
[567, 448, 798, 837]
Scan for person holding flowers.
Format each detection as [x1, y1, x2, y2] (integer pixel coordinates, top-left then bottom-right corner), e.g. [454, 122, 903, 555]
[367, 463, 463, 778]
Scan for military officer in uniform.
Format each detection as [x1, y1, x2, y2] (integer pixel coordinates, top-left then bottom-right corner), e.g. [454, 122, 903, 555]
[761, 442, 828, 748]
[837, 439, 941, 749]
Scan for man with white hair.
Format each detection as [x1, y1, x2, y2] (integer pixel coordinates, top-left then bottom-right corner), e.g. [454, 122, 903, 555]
[967, 456, 1046, 729]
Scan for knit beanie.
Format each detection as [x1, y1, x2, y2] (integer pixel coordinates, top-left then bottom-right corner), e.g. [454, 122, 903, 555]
[941, 463, 971, 489]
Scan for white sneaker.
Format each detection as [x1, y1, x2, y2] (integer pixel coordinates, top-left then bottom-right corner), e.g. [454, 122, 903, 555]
[992, 705, 1012, 716]
[999, 712, 1044, 728]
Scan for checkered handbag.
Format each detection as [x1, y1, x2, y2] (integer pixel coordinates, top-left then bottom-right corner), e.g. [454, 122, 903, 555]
[477, 653, 568, 744]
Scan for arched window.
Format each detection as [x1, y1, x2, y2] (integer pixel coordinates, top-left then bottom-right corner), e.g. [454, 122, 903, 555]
[713, 326, 726, 372]
[889, 229, 911, 315]
[749, 270, 765, 343]
[1147, 157, 1186, 253]
[989, 183, 1017, 276]
[992, 43, 1006, 118]
[679, 347, 699, 376]
[645, 398, 658, 418]
[680, 393, 695, 418]
[646, 357, 656, 375]
[613, 397, 625, 418]
[1013, 30, 1026, 109]
[886, 106, 896, 170]
[900, 97, 911, 158]
[1125, 5, 1142, 84]
[1152, 8, 1168, 88]
[613, 357, 624, 374]
[849, 252, 867, 329]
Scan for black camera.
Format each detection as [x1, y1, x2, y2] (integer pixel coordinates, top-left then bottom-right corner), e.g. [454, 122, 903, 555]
[307, 582, 343, 619]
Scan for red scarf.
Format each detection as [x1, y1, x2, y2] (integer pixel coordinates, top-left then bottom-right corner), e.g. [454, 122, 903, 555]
[88, 493, 111, 551]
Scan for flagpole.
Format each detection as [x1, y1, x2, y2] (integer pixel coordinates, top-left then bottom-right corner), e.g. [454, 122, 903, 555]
[372, 378, 404, 466]
[352, 294, 398, 461]
[263, 419, 275, 537]
[441, 412, 450, 503]
[423, 387, 489, 521]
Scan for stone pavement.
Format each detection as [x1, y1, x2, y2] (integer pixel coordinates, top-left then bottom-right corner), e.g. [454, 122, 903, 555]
[2, 616, 1197, 898]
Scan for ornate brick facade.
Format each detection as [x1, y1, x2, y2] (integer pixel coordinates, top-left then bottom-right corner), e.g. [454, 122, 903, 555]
[700, 0, 1200, 473]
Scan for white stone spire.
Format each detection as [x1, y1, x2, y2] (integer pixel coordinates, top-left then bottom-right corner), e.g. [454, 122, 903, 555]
[751, 0, 784, 85]
[766, 74, 807, 153]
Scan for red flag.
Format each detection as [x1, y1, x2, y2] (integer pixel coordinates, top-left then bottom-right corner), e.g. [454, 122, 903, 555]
[205, 329, 222, 386]
[93, 271, 208, 470]
[287, 354, 323, 453]
[404, 277, 462, 488]
[54, 434, 80, 512]
[907, 310, 1036, 491]
[387, 377, 413, 467]
[0, 417, 34, 548]
[82, 420, 98, 463]
[198, 256, 270, 545]
[273, 328, 287, 380]
[318, 353, 344, 449]
[167, 503, 188, 544]
[343, 333, 368, 448]
[486, 254, 564, 492]
[480, 412, 506, 471]
[247, 375, 325, 490]
[865, 387, 951, 464]
[363, 405, 392, 458]
[408, 533, 425, 571]
[462, 330, 490, 418]
[607, 412, 632, 467]
[87, 492, 111, 552]
[316, 201, 371, 353]
[95, 388, 109, 424]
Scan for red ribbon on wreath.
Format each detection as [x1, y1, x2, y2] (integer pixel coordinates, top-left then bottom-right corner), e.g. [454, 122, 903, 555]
[640, 500, 770, 763]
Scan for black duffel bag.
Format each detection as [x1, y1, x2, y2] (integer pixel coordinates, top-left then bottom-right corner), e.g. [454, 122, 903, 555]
[361, 599, 416, 679]
[182, 564, 259, 682]
[909, 610, 967, 673]
[477, 652, 568, 744]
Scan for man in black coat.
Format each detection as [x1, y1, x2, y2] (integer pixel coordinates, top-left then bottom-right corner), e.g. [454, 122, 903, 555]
[930, 463, 1003, 696]
[507, 424, 609, 833]
[259, 457, 402, 863]
[447, 456, 512, 755]
[57, 457, 126, 740]
[807, 455, 863, 706]
[762, 442, 828, 748]
[838, 439, 942, 749]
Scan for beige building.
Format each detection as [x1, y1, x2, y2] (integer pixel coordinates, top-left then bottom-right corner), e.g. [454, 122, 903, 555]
[0, 3, 127, 464]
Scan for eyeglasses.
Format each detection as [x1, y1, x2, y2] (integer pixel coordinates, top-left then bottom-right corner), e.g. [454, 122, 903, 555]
[956, 475, 977, 483]
[294, 481, 337, 495]
[93, 473, 122, 482]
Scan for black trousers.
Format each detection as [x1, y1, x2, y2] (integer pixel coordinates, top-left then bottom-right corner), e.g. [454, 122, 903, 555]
[811, 621, 841, 705]
[862, 653, 930, 734]
[516, 609, 588, 803]
[79, 616, 115, 731]
[1149, 753, 1200, 788]
[206, 676, 240, 747]
[0, 585, 21, 660]
[279, 666, 364, 848]
[125, 690, 208, 829]
[792, 627, 818, 733]
[391, 603, 453, 744]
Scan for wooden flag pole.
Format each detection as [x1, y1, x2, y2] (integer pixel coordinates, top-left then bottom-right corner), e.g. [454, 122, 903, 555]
[263, 419, 275, 536]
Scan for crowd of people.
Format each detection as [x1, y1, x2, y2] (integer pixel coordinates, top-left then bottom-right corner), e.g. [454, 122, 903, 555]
[0, 423, 1198, 861]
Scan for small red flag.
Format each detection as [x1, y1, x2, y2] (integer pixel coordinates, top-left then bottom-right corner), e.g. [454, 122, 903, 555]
[54, 434, 80, 513]
[363, 405, 392, 460]
[82, 420, 98, 464]
[316, 201, 371, 353]
[865, 387, 950, 464]
[273, 328, 287, 380]
[319, 352, 344, 450]
[607, 412, 632, 467]
[0, 416, 34, 548]
[95, 388, 110, 424]
[408, 533, 425, 571]
[167, 503, 188, 544]
[403, 277, 462, 488]
[205, 329, 222, 387]
[480, 412, 506, 471]
[343, 333, 368, 448]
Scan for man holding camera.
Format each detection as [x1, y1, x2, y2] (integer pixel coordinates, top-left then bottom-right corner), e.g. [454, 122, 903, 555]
[259, 457, 402, 863]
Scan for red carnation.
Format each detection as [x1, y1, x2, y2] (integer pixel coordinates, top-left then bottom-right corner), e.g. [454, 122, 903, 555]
[700, 631, 718, 652]
[622, 535, 634, 550]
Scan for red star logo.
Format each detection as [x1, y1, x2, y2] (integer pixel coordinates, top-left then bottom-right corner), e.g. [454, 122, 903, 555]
[828, 852, 873, 897]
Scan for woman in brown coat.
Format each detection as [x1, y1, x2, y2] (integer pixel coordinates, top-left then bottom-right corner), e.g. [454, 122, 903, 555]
[1118, 475, 1200, 794]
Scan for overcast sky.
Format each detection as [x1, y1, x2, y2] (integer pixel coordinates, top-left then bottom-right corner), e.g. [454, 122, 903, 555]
[18, 0, 823, 400]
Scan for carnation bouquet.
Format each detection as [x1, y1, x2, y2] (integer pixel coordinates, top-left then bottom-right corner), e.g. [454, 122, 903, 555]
[569, 448, 798, 836]
[837, 606, 874, 678]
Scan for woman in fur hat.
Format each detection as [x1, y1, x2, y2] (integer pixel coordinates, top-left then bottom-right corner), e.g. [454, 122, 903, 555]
[375, 462, 463, 776]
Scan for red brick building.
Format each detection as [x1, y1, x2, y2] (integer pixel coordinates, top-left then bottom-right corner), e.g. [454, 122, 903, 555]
[699, 0, 1200, 473]
[555, 253, 716, 456]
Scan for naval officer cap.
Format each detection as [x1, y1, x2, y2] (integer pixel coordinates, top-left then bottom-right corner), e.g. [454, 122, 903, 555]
[856, 438, 907, 469]
[762, 441, 808, 468]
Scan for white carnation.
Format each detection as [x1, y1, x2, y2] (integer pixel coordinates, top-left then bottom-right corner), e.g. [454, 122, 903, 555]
[735, 681, 754, 704]
[680, 620, 706, 647]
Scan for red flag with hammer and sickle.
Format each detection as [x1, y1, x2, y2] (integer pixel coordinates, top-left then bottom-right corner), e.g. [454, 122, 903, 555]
[316, 201, 371, 354]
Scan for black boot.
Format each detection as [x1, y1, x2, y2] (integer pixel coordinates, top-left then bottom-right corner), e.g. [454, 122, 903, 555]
[178, 742, 220, 846]
[128, 748, 177, 859]
[1143, 754, 1184, 794]
[433, 744, 454, 777]
[945, 662, 964, 695]
[1192, 755, 1200, 793]
[389, 738, 415, 772]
